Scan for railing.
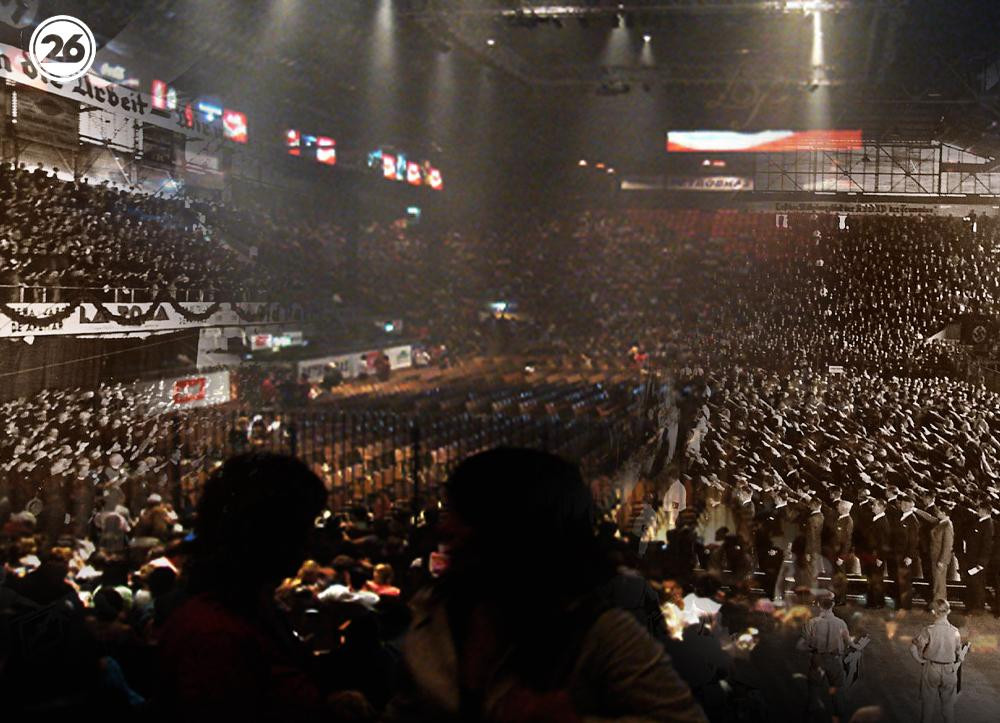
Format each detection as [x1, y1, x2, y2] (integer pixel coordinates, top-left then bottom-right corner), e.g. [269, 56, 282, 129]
[0, 285, 265, 304]
[156, 405, 638, 521]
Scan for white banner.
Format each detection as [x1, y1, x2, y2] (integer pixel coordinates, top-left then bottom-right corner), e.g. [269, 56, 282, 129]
[0, 42, 227, 141]
[620, 175, 753, 192]
[771, 201, 943, 215]
[132, 369, 232, 413]
[298, 345, 413, 382]
[0, 301, 297, 338]
[666, 176, 754, 192]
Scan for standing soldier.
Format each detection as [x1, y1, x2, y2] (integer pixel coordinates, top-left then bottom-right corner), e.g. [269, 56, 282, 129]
[832, 499, 856, 605]
[961, 498, 993, 615]
[803, 496, 825, 588]
[893, 495, 921, 610]
[910, 599, 968, 723]
[861, 498, 891, 609]
[929, 505, 954, 607]
[799, 592, 855, 720]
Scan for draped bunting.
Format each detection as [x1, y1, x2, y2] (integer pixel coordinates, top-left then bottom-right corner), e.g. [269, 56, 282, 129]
[0, 296, 274, 328]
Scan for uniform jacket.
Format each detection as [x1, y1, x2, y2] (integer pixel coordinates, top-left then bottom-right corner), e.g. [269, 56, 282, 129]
[963, 517, 994, 569]
[804, 510, 824, 557]
[834, 515, 854, 558]
[930, 519, 954, 570]
[893, 512, 921, 560]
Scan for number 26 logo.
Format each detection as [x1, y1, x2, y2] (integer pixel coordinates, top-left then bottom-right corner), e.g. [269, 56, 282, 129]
[28, 15, 96, 82]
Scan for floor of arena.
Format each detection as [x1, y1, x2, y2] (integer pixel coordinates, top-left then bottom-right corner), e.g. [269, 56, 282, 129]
[739, 606, 999, 722]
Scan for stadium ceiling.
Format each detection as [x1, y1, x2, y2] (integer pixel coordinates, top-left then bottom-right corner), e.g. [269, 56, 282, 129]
[402, 0, 1000, 155]
[44, 0, 1000, 163]
[401, 0, 904, 88]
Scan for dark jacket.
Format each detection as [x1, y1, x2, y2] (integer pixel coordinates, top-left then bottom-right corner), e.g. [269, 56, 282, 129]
[893, 512, 921, 560]
[963, 517, 994, 570]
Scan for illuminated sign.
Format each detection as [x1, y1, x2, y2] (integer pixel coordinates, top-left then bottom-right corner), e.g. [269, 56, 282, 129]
[382, 153, 398, 180]
[196, 101, 223, 122]
[368, 148, 442, 190]
[666, 129, 863, 152]
[251, 331, 304, 351]
[425, 165, 443, 190]
[406, 161, 422, 185]
[316, 136, 336, 165]
[222, 109, 248, 143]
[286, 129, 301, 155]
[286, 129, 336, 165]
[151, 79, 174, 110]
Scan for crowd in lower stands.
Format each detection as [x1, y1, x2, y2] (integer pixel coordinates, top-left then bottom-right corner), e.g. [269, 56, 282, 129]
[6, 171, 1000, 719]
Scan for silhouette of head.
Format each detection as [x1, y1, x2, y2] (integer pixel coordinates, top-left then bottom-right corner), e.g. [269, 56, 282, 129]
[190, 452, 327, 598]
[443, 447, 604, 599]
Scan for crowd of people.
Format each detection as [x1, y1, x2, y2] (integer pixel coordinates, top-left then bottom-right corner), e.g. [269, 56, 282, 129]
[4, 165, 998, 378]
[6, 175, 1000, 719]
[0, 164, 264, 300]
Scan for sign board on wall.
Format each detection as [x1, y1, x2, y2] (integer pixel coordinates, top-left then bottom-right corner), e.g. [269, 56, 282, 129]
[620, 176, 753, 192]
[0, 43, 241, 144]
[298, 345, 413, 382]
[771, 201, 944, 215]
[132, 369, 232, 413]
[0, 301, 298, 338]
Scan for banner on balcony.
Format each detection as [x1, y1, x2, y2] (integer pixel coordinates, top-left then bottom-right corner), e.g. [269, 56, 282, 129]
[0, 301, 297, 338]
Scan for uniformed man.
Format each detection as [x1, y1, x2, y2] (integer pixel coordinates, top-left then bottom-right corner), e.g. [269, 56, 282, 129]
[910, 599, 966, 723]
[832, 498, 856, 605]
[893, 495, 921, 610]
[961, 499, 993, 615]
[861, 498, 891, 609]
[928, 505, 954, 606]
[803, 496, 825, 588]
[799, 592, 854, 719]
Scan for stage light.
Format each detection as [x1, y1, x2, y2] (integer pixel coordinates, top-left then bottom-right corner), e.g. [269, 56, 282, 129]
[487, 38, 496, 46]
[643, 34, 651, 43]
[578, 159, 588, 166]
[606, 167, 615, 174]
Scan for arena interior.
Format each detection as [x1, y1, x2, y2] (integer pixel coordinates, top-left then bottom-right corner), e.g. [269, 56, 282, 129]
[3, 1, 1000, 721]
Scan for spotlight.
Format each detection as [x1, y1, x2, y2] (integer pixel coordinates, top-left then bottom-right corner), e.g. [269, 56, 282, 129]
[578, 159, 588, 166]
[487, 38, 496, 46]
[643, 34, 651, 43]
[607, 167, 615, 174]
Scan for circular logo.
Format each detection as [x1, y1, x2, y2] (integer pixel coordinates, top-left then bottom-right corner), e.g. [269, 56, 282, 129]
[972, 325, 988, 344]
[28, 15, 96, 82]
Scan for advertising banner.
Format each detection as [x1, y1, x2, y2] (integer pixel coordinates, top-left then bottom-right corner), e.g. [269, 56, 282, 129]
[132, 369, 232, 413]
[666, 176, 754, 191]
[666, 130, 863, 153]
[620, 176, 753, 192]
[298, 345, 413, 382]
[0, 301, 297, 338]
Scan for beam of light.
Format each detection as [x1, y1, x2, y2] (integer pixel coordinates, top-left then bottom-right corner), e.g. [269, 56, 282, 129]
[373, 0, 396, 74]
[427, 48, 457, 144]
[599, 25, 631, 67]
[806, 9, 831, 131]
[640, 34, 654, 66]
[811, 10, 824, 77]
